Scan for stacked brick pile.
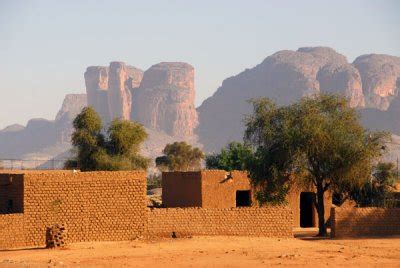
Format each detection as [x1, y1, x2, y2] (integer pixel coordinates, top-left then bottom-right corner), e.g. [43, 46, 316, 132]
[331, 207, 400, 238]
[46, 224, 67, 248]
[147, 207, 293, 237]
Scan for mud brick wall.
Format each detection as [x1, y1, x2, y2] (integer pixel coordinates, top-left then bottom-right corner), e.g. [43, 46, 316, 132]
[201, 170, 253, 208]
[0, 214, 25, 248]
[331, 207, 400, 238]
[0, 171, 147, 249]
[148, 207, 293, 237]
[162, 172, 202, 207]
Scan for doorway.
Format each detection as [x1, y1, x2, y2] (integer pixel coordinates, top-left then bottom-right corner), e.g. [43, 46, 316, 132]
[300, 192, 315, 227]
[236, 190, 251, 207]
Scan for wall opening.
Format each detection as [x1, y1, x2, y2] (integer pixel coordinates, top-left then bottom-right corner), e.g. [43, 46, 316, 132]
[0, 175, 24, 214]
[236, 190, 251, 207]
[300, 192, 315, 227]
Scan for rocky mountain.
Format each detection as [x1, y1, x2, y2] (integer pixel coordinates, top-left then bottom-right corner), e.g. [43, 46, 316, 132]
[0, 94, 87, 167]
[131, 62, 198, 137]
[353, 54, 400, 110]
[84, 62, 144, 124]
[1, 47, 400, 168]
[196, 47, 400, 152]
[84, 61, 198, 138]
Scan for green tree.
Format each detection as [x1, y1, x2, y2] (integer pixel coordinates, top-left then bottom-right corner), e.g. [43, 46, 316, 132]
[65, 107, 107, 171]
[155, 141, 204, 171]
[65, 107, 149, 171]
[244, 94, 387, 236]
[104, 119, 150, 170]
[205, 142, 254, 171]
[348, 162, 397, 207]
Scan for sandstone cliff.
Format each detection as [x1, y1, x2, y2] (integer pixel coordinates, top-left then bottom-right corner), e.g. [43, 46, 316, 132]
[2, 48, 400, 168]
[84, 66, 110, 122]
[196, 47, 368, 151]
[84, 62, 144, 123]
[353, 54, 400, 110]
[108, 62, 142, 120]
[131, 62, 198, 137]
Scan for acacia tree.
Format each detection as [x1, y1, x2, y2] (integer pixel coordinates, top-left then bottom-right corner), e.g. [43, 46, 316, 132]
[244, 94, 387, 236]
[347, 162, 397, 207]
[155, 141, 204, 171]
[65, 107, 150, 171]
[206, 142, 254, 171]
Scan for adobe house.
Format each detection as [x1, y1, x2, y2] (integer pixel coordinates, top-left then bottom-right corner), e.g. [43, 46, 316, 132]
[162, 170, 332, 228]
[0, 170, 147, 249]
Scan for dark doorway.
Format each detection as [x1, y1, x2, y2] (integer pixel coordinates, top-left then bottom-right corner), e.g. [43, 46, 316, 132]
[236, 190, 251, 207]
[300, 192, 315, 227]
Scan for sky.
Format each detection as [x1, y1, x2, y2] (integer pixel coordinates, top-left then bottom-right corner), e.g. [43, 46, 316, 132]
[0, 0, 399, 129]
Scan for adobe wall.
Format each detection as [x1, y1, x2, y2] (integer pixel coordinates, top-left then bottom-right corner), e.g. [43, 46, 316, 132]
[331, 207, 400, 238]
[0, 171, 147, 249]
[201, 170, 252, 208]
[0, 214, 25, 249]
[148, 207, 293, 237]
[162, 172, 202, 207]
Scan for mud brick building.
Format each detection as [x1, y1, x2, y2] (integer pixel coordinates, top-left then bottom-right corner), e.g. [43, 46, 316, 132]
[162, 170, 332, 228]
[0, 171, 147, 249]
[0, 170, 295, 250]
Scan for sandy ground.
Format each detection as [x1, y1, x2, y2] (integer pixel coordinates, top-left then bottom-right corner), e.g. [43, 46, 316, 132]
[0, 235, 399, 267]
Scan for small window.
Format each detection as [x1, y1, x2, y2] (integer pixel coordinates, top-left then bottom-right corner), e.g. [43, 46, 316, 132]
[236, 190, 251, 207]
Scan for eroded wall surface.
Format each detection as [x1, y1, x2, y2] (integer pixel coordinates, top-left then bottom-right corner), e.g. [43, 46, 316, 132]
[147, 207, 293, 237]
[201, 170, 252, 208]
[331, 207, 400, 238]
[0, 171, 147, 249]
[162, 172, 202, 207]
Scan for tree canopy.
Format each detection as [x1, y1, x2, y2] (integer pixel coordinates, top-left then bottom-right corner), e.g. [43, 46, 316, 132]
[347, 162, 397, 207]
[205, 142, 254, 171]
[65, 107, 150, 171]
[244, 94, 388, 236]
[155, 141, 204, 171]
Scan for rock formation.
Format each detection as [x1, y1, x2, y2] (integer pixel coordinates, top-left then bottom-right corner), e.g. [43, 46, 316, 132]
[84, 66, 110, 122]
[2, 48, 400, 168]
[131, 62, 198, 137]
[0, 94, 87, 164]
[353, 54, 400, 110]
[84, 63, 144, 123]
[196, 47, 366, 151]
[56, 94, 88, 121]
[317, 64, 365, 107]
[108, 62, 141, 121]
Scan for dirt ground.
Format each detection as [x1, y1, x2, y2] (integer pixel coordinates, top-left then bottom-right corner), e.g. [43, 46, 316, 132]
[0, 235, 399, 267]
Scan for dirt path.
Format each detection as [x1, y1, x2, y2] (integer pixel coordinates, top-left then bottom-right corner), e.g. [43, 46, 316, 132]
[0, 236, 399, 267]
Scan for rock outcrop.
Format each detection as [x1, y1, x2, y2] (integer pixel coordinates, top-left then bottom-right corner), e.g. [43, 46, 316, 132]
[131, 62, 198, 137]
[353, 54, 400, 110]
[84, 66, 110, 122]
[84, 63, 144, 123]
[0, 94, 87, 164]
[108, 62, 142, 120]
[196, 47, 366, 151]
[360, 92, 400, 136]
[317, 64, 365, 107]
[55, 94, 87, 121]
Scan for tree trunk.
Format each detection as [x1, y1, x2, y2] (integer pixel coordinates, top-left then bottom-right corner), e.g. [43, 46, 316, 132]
[316, 182, 327, 236]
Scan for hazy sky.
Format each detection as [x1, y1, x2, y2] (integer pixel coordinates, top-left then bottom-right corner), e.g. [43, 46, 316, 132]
[0, 0, 399, 129]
